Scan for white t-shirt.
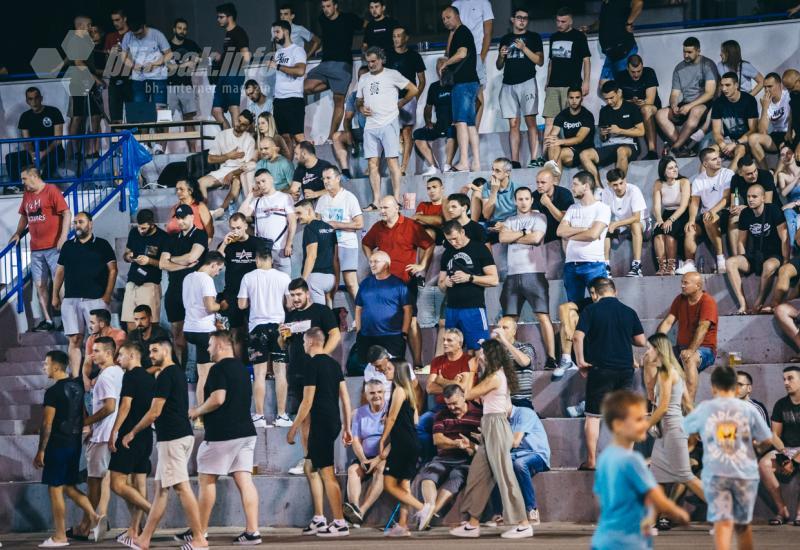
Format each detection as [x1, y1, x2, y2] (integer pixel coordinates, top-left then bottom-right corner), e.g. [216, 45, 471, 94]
[691, 168, 734, 213]
[563, 201, 611, 263]
[90, 365, 124, 443]
[121, 28, 171, 81]
[238, 268, 291, 332]
[274, 43, 307, 99]
[182, 271, 218, 333]
[504, 212, 548, 275]
[452, 0, 494, 56]
[290, 24, 313, 49]
[253, 191, 295, 250]
[247, 95, 272, 119]
[768, 89, 791, 133]
[209, 129, 256, 169]
[363, 362, 416, 403]
[315, 188, 363, 249]
[356, 68, 410, 129]
[600, 185, 648, 223]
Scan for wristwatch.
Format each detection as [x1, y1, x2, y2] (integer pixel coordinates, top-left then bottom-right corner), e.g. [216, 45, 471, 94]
[522, 228, 528, 236]
[469, 274, 474, 283]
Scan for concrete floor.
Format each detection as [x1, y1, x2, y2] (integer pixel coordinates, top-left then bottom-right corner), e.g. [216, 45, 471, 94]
[1, 524, 796, 549]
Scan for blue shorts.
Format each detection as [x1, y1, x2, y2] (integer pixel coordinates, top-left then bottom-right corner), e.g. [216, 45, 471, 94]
[451, 82, 479, 126]
[42, 445, 82, 487]
[675, 345, 716, 372]
[563, 261, 608, 303]
[131, 79, 167, 105]
[704, 476, 759, 524]
[445, 307, 489, 351]
[600, 44, 639, 81]
[213, 75, 244, 110]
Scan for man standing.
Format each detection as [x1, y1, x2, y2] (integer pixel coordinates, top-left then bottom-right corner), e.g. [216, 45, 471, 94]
[574, 277, 646, 470]
[120, 17, 172, 110]
[357, 46, 418, 204]
[414, 59, 456, 175]
[105, 9, 131, 124]
[614, 54, 661, 159]
[557, 172, 611, 303]
[650, 272, 718, 404]
[452, 0, 493, 128]
[52, 211, 117, 377]
[711, 72, 759, 169]
[585, 0, 643, 87]
[296, 199, 340, 306]
[362, 0, 397, 53]
[288, 327, 353, 537]
[304, 0, 362, 141]
[123, 337, 208, 550]
[189, 330, 261, 545]
[600, 168, 648, 277]
[497, 7, 544, 168]
[279, 3, 321, 55]
[269, 20, 308, 151]
[211, 3, 251, 129]
[121, 209, 168, 331]
[8, 166, 71, 332]
[531, 165, 574, 243]
[167, 18, 201, 151]
[291, 141, 334, 201]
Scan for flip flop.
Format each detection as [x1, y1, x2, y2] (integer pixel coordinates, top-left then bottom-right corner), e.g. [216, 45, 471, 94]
[758, 306, 774, 314]
[769, 514, 789, 525]
[790, 357, 800, 363]
[577, 462, 595, 471]
[363, 203, 378, 212]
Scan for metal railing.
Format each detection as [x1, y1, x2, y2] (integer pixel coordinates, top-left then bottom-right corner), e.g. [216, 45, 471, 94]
[0, 131, 138, 313]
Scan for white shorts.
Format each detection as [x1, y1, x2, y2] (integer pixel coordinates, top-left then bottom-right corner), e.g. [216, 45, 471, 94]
[399, 98, 418, 128]
[196, 436, 256, 476]
[121, 282, 162, 323]
[271, 249, 292, 275]
[31, 248, 60, 283]
[477, 57, 487, 87]
[364, 120, 401, 159]
[167, 84, 199, 116]
[61, 297, 107, 336]
[338, 246, 359, 272]
[155, 435, 195, 488]
[208, 164, 244, 184]
[499, 79, 539, 119]
[86, 441, 111, 478]
[307, 272, 336, 305]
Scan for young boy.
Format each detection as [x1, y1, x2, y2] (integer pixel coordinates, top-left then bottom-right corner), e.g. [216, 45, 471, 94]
[593, 390, 688, 550]
[684, 366, 773, 550]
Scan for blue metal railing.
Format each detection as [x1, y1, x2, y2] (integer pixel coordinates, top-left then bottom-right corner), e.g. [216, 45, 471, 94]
[0, 131, 137, 313]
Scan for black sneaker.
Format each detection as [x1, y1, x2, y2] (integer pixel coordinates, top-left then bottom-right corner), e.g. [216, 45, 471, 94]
[544, 356, 558, 371]
[510, 161, 522, 169]
[33, 320, 54, 332]
[302, 519, 327, 535]
[173, 529, 207, 542]
[233, 531, 262, 545]
[343, 502, 363, 525]
[626, 262, 643, 278]
[316, 522, 350, 537]
[656, 517, 672, 531]
[644, 151, 659, 160]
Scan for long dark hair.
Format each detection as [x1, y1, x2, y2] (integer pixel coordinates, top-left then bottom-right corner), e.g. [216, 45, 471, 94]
[479, 339, 519, 395]
[176, 178, 205, 205]
[657, 156, 687, 182]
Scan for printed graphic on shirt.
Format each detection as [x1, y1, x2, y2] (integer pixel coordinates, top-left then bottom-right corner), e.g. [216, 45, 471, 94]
[704, 409, 753, 469]
[551, 40, 574, 59]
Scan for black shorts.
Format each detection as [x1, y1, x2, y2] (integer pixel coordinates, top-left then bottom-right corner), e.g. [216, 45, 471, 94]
[673, 101, 710, 127]
[356, 333, 406, 362]
[42, 445, 82, 487]
[789, 257, 800, 286]
[500, 273, 549, 315]
[597, 143, 639, 167]
[412, 125, 455, 141]
[407, 277, 420, 316]
[307, 420, 340, 470]
[653, 208, 689, 239]
[273, 97, 305, 136]
[248, 323, 288, 365]
[109, 432, 153, 475]
[164, 281, 185, 323]
[743, 254, 782, 276]
[585, 368, 634, 416]
[770, 131, 788, 148]
[223, 296, 248, 329]
[185, 331, 212, 363]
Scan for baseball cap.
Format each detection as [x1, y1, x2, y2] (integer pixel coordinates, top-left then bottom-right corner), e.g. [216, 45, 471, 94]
[175, 204, 194, 218]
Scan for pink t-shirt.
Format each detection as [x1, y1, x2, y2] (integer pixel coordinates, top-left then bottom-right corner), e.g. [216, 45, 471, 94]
[19, 184, 69, 251]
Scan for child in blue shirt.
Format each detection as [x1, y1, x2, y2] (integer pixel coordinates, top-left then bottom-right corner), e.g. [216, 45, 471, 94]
[684, 366, 773, 550]
[592, 390, 688, 550]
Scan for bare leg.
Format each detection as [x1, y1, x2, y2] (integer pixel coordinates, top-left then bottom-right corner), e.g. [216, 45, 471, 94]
[535, 312, 556, 360]
[656, 108, 678, 144]
[305, 460, 325, 517]
[400, 125, 413, 174]
[174, 481, 208, 547]
[172, 321, 186, 366]
[273, 361, 288, 418]
[703, 218, 725, 256]
[232, 471, 260, 534]
[49, 486, 69, 543]
[183, 112, 199, 153]
[579, 149, 600, 189]
[409, 318, 422, 366]
[583, 416, 600, 468]
[110, 471, 151, 516]
[673, 106, 707, 150]
[559, 302, 579, 357]
[333, 131, 351, 171]
[320, 465, 345, 520]
[467, 126, 481, 171]
[368, 157, 381, 205]
[329, 94, 346, 142]
[714, 520, 734, 550]
[253, 362, 267, 417]
[734, 524, 754, 550]
[641, 105, 658, 153]
[197, 473, 218, 533]
[454, 122, 470, 171]
[346, 464, 363, 506]
[759, 452, 789, 516]
[414, 139, 436, 167]
[753, 258, 780, 310]
[616, 147, 633, 176]
[211, 107, 230, 130]
[67, 334, 83, 378]
[631, 221, 643, 262]
[684, 224, 700, 262]
[654, 234, 665, 262]
[508, 116, 521, 163]
[747, 133, 776, 169]
[360, 468, 385, 515]
[524, 115, 539, 162]
[682, 353, 702, 406]
[386, 157, 402, 200]
[196, 362, 212, 408]
[774, 302, 800, 349]
[725, 257, 749, 313]
[36, 279, 53, 323]
[383, 475, 424, 512]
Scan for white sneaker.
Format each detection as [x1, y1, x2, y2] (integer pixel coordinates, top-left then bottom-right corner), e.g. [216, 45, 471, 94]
[421, 165, 437, 176]
[316, 522, 349, 537]
[449, 523, 480, 538]
[675, 260, 697, 275]
[273, 414, 293, 427]
[567, 401, 586, 418]
[443, 163, 452, 172]
[501, 525, 533, 539]
[543, 159, 561, 176]
[251, 414, 267, 428]
[416, 502, 435, 531]
[551, 357, 577, 381]
[528, 509, 540, 525]
[302, 519, 327, 535]
[288, 458, 306, 475]
[384, 524, 411, 537]
[716, 257, 727, 274]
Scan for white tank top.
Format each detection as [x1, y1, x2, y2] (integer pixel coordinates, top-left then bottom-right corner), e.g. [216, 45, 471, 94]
[660, 180, 682, 209]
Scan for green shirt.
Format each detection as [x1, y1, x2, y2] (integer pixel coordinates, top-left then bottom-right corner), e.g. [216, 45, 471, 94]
[256, 156, 295, 191]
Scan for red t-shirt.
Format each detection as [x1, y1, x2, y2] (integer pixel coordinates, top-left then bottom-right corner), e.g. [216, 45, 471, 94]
[361, 215, 434, 282]
[669, 292, 718, 355]
[429, 352, 473, 405]
[103, 30, 126, 52]
[19, 184, 69, 251]
[416, 201, 443, 217]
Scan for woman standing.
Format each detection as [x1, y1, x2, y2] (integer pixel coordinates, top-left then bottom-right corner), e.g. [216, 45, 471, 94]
[165, 179, 214, 239]
[644, 333, 705, 530]
[378, 359, 434, 537]
[717, 40, 764, 96]
[450, 339, 533, 539]
[652, 156, 691, 275]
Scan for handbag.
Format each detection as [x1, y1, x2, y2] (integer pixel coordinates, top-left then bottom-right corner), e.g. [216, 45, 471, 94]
[441, 57, 467, 88]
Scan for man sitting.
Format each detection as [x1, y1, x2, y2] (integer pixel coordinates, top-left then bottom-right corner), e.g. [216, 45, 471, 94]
[415, 57, 456, 176]
[748, 72, 793, 170]
[600, 168, 647, 278]
[710, 72, 759, 170]
[544, 87, 595, 170]
[255, 136, 294, 192]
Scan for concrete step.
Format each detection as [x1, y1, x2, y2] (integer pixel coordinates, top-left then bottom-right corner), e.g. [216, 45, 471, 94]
[0, 405, 40, 422]
[0, 374, 50, 391]
[0, 361, 48, 376]
[0, 420, 35, 436]
[0, 389, 44, 405]
[18, 332, 69, 347]
[5, 346, 67, 363]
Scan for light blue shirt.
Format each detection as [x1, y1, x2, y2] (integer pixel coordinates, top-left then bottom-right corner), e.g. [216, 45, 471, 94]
[592, 444, 657, 550]
[482, 180, 519, 223]
[683, 396, 772, 481]
[351, 402, 387, 458]
[509, 406, 551, 467]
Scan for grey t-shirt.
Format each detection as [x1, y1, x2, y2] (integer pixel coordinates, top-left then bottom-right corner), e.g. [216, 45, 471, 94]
[671, 55, 719, 104]
[504, 212, 548, 276]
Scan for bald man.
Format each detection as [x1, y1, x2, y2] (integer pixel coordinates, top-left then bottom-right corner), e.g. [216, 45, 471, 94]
[782, 69, 800, 160]
[652, 272, 719, 405]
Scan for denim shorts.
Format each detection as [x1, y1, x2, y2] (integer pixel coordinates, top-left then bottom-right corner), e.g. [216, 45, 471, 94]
[704, 476, 759, 524]
[212, 75, 244, 110]
[600, 44, 638, 81]
[451, 81, 479, 126]
[676, 345, 716, 372]
[131, 79, 168, 105]
[563, 261, 608, 303]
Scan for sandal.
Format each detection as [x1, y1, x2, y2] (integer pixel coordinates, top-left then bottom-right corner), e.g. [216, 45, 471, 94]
[363, 203, 378, 212]
[769, 514, 789, 525]
[577, 462, 596, 471]
[758, 306, 773, 314]
[794, 518, 800, 526]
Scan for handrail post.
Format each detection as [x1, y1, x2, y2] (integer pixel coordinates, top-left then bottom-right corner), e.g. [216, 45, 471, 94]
[14, 241, 23, 314]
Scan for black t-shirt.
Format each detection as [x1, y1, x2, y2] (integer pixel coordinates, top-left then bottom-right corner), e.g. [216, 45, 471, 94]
[18, 106, 64, 138]
[426, 81, 453, 130]
[364, 16, 398, 54]
[548, 29, 591, 88]
[222, 25, 249, 59]
[387, 48, 426, 97]
[118, 367, 155, 437]
[447, 25, 478, 84]
[293, 158, 333, 195]
[790, 92, 800, 140]
[576, 297, 644, 370]
[125, 227, 168, 286]
[305, 353, 344, 425]
[167, 227, 208, 284]
[730, 169, 780, 207]
[439, 219, 486, 247]
[57, 236, 116, 299]
[303, 220, 338, 274]
[168, 37, 201, 86]
[599, 102, 643, 146]
[553, 106, 596, 152]
[223, 236, 265, 298]
[499, 31, 544, 85]
[319, 12, 362, 63]
[736, 203, 786, 259]
[153, 363, 193, 442]
[711, 93, 759, 140]
[284, 303, 338, 378]
[203, 358, 256, 441]
[771, 396, 800, 447]
[43, 377, 84, 448]
[440, 239, 496, 308]
[533, 186, 575, 243]
[129, 325, 171, 368]
[615, 67, 662, 109]
[598, 0, 636, 57]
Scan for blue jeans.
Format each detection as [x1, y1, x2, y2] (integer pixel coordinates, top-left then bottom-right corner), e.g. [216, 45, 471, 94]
[131, 79, 167, 105]
[512, 451, 549, 511]
[600, 44, 638, 81]
[416, 404, 445, 462]
[784, 187, 800, 250]
[563, 261, 608, 303]
[452, 81, 479, 126]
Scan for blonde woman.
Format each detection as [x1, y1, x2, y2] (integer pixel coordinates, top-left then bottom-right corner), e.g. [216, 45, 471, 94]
[256, 112, 292, 159]
[644, 333, 705, 530]
[652, 156, 690, 275]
